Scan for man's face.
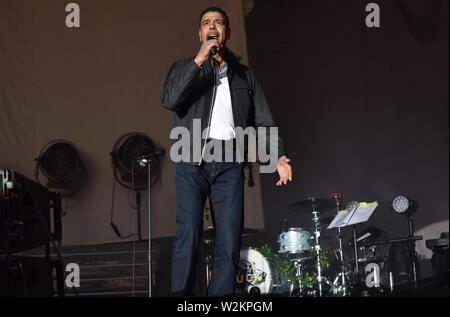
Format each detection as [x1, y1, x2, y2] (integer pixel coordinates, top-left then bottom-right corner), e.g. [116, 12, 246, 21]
[198, 11, 231, 47]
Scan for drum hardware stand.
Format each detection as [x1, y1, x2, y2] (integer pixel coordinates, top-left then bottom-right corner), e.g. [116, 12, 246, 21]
[293, 259, 303, 295]
[311, 200, 323, 297]
[287, 196, 339, 297]
[330, 193, 347, 296]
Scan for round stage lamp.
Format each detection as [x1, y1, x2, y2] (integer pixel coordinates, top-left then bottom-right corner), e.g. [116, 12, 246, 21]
[37, 140, 84, 193]
[392, 196, 410, 214]
[110, 132, 161, 190]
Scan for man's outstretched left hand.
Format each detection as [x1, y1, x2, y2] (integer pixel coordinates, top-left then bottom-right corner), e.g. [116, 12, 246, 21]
[276, 155, 292, 186]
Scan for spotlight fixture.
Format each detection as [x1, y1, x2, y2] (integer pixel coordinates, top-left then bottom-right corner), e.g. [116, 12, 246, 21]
[392, 196, 417, 215]
[35, 139, 84, 195]
[392, 196, 410, 214]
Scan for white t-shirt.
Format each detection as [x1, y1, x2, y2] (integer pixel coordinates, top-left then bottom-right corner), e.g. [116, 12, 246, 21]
[208, 63, 235, 140]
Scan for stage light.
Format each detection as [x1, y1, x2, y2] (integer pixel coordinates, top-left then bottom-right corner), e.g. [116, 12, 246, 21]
[36, 139, 84, 195]
[392, 196, 410, 214]
[110, 132, 161, 190]
[392, 196, 417, 215]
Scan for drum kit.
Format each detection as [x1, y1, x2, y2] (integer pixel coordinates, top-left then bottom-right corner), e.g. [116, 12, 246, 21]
[237, 194, 398, 297]
[201, 193, 422, 296]
[239, 197, 343, 296]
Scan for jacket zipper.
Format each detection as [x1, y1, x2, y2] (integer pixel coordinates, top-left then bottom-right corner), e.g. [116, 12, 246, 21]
[199, 58, 217, 166]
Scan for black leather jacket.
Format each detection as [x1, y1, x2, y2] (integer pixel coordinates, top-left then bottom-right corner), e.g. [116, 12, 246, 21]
[161, 49, 286, 164]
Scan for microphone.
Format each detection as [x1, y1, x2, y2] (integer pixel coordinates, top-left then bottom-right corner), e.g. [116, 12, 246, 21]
[137, 148, 166, 166]
[207, 35, 219, 56]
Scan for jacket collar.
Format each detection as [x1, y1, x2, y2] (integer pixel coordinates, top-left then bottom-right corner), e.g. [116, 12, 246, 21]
[223, 48, 241, 81]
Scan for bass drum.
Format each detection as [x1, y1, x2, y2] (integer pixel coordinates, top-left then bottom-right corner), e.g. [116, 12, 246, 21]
[238, 248, 292, 295]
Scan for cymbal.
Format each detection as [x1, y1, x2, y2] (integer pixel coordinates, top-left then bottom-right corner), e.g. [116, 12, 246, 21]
[202, 228, 259, 241]
[288, 198, 337, 213]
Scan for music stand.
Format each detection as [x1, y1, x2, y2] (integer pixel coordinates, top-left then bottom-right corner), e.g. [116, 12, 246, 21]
[328, 202, 379, 275]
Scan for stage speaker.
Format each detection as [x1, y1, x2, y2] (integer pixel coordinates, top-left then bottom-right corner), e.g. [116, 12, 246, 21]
[0, 256, 53, 297]
[1, 170, 50, 254]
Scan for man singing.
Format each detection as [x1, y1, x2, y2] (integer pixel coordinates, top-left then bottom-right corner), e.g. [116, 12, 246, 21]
[161, 7, 292, 296]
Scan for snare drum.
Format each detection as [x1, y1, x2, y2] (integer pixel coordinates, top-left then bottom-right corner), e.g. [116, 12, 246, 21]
[278, 228, 312, 254]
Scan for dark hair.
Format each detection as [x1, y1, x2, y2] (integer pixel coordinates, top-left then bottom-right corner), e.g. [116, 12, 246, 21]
[199, 7, 230, 27]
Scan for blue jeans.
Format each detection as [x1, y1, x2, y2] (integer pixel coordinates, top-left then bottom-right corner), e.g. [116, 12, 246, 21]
[171, 156, 244, 296]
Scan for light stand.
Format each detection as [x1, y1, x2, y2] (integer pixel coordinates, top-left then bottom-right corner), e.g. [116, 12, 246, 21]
[391, 196, 420, 290]
[406, 211, 418, 289]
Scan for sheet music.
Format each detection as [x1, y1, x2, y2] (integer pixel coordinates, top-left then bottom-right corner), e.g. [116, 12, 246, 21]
[327, 210, 349, 229]
[346, 202, 378, 226]
[327, 202, 378, 229]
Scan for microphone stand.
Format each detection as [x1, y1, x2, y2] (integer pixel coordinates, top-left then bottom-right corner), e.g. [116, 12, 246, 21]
[147, 161, 152, 297]
[137, 157, 153, 297]
[136, 150, 165, 297]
